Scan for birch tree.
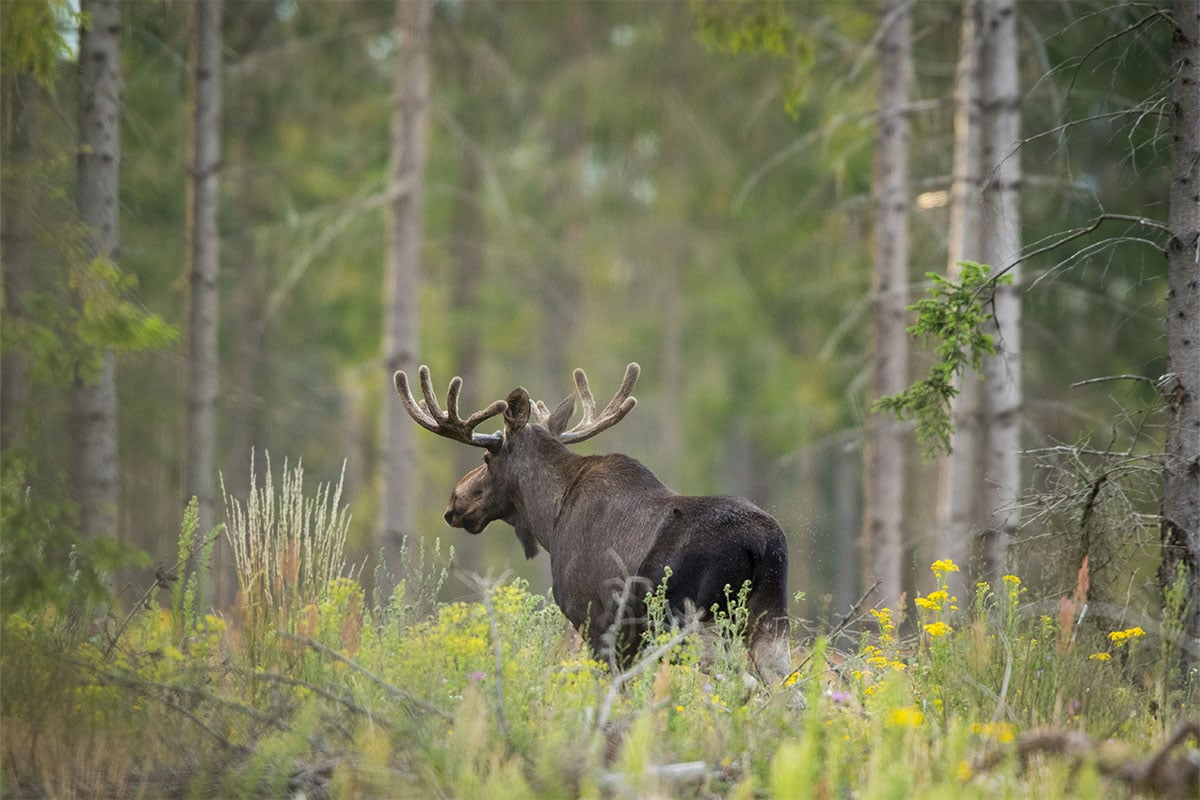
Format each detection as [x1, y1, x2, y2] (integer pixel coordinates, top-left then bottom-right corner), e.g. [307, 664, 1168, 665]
[74, 0, 122, 541]
[978, 0, 1022, 586]
[937, 0, 985, 582]
[381, 0, 432, 583]
[183, 0, 223, 543]
[1160, 0, 1199, 668]
[862, 0, 911, 609]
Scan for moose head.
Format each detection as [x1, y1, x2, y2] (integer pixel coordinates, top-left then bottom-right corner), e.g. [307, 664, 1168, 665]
[393, 363, 790, 677]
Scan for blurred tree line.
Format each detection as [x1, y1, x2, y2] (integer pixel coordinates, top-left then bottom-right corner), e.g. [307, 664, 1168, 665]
[0, 0, 1179, 626]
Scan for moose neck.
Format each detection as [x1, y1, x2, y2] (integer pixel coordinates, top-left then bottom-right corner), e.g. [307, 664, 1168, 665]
[507, 428, 585, 552]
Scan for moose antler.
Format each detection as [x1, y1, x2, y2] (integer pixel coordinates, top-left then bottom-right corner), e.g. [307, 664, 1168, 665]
[394, 366, 507, 448]
[534, 362, 640, 445]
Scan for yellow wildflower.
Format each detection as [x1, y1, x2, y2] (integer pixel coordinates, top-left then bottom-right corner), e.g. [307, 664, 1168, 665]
[1108, 627, 1147, 645]
[914, 595, 940, 611]
[924, 621, 954, 638]
[1088, 652, 1111, 662]
[931, 559, 960, 575]
[956, 760, 974, 781]
[972, 721, 1016, 743]
[885, 705, 925, 728]
[1002, 574, 1021, 586]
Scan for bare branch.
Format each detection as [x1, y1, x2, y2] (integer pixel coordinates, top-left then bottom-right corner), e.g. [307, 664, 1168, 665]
[279, 631, 453, 721]
[1070, 374, 1156, 388]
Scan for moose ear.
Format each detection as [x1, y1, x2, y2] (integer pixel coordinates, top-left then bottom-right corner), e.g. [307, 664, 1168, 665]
[504, 387, 531, 434]
[545, 394, 575, 435]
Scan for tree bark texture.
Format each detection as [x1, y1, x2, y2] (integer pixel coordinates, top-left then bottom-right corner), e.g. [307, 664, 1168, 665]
[937, 0, 985, 589]
[449, 64, 486, 575]
[863, 0, 911, 610]
[978, 0, 1022, 586]
[1160, 0, 1200, 666]
[381, 0, 432, 586]
[184, 0, 223, 542]
[74, 0, 121, 541]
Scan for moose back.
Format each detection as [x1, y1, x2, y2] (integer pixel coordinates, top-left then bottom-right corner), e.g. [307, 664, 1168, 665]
[394, 363, 790, 676]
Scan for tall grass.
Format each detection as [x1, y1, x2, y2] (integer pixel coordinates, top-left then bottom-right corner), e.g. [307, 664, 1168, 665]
[221, 451, 351, 654]
[2, 458, 1195, 798]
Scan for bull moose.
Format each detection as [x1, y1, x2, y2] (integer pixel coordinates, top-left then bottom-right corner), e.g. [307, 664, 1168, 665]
[393, 363, 791, 677]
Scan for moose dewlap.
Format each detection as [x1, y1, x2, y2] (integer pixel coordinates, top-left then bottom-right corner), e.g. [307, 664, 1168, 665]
[394, 362, 790, 678]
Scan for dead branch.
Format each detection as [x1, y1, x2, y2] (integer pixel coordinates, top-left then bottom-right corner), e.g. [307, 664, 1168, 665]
[973, 721, 1200, 799]
[278, 631, 453, 721]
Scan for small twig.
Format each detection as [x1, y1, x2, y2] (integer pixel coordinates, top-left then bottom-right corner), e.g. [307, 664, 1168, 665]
[595, 622, 699, 733]
[241, 668, 399, 734]
[1071, 374, 1156, 388]
[92, 670, 288, 732]
[992, 634, 1015, 724]
[782, 579, 881, 687]
[105, 526, 225, 656]
[278, 631, 452, 721]
[599, 761, 712, 792]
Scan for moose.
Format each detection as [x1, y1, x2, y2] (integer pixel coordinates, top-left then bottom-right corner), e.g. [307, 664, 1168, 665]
[393, 362, 791, 677]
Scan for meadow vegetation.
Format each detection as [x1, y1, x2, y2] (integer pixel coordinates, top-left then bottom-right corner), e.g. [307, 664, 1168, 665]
[1, 459, 1196, 799]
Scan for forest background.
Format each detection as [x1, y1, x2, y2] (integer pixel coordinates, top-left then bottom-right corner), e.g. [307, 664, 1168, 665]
[4, 0, 1200, 796]
[0, 0, 1186, 642]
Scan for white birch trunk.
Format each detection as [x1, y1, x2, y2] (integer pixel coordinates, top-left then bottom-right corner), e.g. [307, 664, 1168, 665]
[74, 0, 121, 541]
[381, 0, 432, 586]
[863, 0, 911, 609]
[978, 0, 1022, 587]
[184, 0, 223, 544]
[937, 0, 985, 585]
[1160, 0, 1200, 665]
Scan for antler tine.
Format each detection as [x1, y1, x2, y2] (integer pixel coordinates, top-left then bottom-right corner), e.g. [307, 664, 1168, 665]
[558, 362, 640, 445]
[393, 366, 505, 447]
[573, 368, 598, 424]
[394, 369, 439, 431]
[418, 365, 446, 419]
[530, 399, 554, 425]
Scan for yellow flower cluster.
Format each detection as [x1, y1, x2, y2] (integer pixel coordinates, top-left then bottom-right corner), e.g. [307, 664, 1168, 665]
[1088, 652, 1112, 662]
[914, 589, 958, 613]
[923, 621, 954, 638]
[972, 721, 1016, 743]
[1108, 626, 1146, 644]
[862, 643, 907, 672]
[931, 559, 960, 578]
[885, 705, 925, 728]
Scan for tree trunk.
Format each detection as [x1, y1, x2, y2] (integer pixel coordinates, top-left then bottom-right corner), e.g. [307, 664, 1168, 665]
[937, 0, 985, 587]
[862, 0, 911, 610]
[542, 1, 590, 385]
[1159, 0, 1200, 669]
[183, 0, 223, 552]
[449, 67, 486, 575]
[978, 0, 1022, 587]
[74, 0, 122, 542]
[380, 0, 432, 590]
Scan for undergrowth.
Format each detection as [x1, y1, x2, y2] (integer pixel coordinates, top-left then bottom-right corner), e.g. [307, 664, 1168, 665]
[1, 460, 1196, 799]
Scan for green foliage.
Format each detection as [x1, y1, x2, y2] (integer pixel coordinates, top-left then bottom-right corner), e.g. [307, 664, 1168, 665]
[0, 452, 150, 616]
[70, 256, 180, 380]
[691, 0, 814, 115]
[0, 0, 79, 91]
[2, 535, 1193, 797]
[169, 497, 222, 638]
[693, 0, 793, 57]
[873, 262, 1012, 458]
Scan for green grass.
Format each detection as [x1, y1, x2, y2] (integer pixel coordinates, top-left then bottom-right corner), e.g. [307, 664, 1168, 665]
[1, 468, 1195, 798]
